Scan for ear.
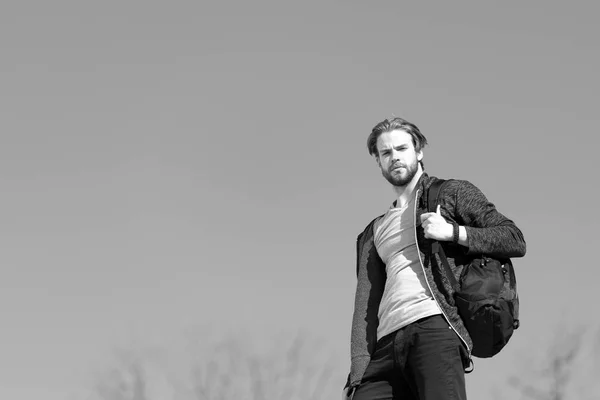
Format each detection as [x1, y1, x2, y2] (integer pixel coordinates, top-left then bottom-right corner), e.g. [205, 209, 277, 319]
[374, 155, 382, 168]
[417, 149, 423, 161]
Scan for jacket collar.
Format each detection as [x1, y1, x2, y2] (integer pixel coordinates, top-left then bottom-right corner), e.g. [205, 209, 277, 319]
[416, 171, 431, 194]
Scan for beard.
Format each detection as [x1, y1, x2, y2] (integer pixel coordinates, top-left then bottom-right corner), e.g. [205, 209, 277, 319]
[381, 160, 419, 187]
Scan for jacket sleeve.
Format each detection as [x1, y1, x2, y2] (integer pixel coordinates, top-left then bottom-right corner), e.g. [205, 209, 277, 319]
[454, 180, 526, 258]
[348, 232, 386, 389]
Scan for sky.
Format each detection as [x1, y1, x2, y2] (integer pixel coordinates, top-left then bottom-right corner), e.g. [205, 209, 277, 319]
[1, 1, 599, 399]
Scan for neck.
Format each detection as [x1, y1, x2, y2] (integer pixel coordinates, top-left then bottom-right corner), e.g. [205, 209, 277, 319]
[392, 168, 423, 208]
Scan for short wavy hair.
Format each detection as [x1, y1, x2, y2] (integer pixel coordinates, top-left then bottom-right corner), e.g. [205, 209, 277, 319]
[367, 117, 428, 159]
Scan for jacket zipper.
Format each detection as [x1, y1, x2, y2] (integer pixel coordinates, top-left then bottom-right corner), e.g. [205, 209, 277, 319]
[412, 188, 471, 357]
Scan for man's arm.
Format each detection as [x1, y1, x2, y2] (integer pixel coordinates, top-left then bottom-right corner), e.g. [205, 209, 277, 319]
[421, 180, 526, 258]
[347, 227, 387, 393]
[454, 180, 526, 258]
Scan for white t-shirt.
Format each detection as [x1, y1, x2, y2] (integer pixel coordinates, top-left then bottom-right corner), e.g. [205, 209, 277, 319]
[373, 197, 441, 340]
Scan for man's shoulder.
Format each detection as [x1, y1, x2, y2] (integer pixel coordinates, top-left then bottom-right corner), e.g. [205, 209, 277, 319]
[428, 176, 481, 196]
[356, 214, 384, 241]
[443, 178, 485, 198]
[424, 176, 489, 215]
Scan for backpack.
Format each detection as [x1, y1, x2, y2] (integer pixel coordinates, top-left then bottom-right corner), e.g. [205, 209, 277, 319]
[428, 179, 520, 358]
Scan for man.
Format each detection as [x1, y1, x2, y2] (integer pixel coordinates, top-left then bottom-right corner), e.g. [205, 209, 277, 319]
[344, 117, 526, 400]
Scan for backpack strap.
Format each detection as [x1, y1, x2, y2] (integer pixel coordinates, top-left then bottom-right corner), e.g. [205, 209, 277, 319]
[427, 179, 460, 291]
[427, 178, 476, 372]
[427, 178, 446, 214]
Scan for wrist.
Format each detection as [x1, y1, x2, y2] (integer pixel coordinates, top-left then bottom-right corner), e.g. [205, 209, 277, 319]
[457, 226, 469, 247]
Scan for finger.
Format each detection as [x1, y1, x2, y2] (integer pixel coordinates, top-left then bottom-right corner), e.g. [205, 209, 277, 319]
[420, 212, 433, 223]
[436, 205, 441, 215]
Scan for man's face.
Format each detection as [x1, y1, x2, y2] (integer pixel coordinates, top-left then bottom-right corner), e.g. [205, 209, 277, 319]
[376, 129, 423, 187]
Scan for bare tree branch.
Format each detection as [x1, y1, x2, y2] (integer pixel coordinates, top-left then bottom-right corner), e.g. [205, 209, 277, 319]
[506, 325, 600, 400]
[90, 329, 343, 400]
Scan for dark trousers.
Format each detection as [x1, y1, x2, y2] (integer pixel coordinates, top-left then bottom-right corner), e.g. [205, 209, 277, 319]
[352, 315, 468, 400]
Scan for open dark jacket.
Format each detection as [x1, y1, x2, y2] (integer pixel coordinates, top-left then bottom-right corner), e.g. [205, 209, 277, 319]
[347, 173, 526, 390]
